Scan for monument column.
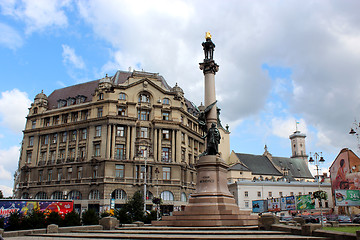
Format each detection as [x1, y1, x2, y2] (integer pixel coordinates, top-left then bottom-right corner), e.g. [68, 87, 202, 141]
[152, 32, 258, 227]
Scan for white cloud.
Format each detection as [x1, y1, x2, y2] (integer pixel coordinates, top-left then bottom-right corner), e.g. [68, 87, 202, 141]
[271, 117, 308, 139]
[0, 146, 20, 182]
[0, 185, 13, 197]
[0, 89, 31, 132]
[0, 22, 23, 50]
[62, 44, 86, 69]
[73, 0, 360, 158]
[0, 0, 70, 34]
[308, 164, 329, 178]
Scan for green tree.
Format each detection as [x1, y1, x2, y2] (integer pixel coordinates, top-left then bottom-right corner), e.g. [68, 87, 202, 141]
[0, 217, 4, 229]
[22, 210, 46, 230]
[81, 209, 99, 225]
[114, 207, 131, 224]
[114, 191, 145, 223]
[46, 211, 63, 226]
[6, 211, 22, 231]
[63, 210, 81, 227]
[127, 191, 145, 222]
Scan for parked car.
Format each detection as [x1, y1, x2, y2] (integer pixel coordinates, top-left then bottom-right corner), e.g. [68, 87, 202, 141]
[337, 215, 352, 223]
[326, 215, 338, 221]
[353, 216, 360, 223]
[300, 215, 317, 223]
[280, 216, 293, 222]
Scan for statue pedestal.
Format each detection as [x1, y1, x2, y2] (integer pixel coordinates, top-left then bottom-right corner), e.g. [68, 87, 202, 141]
[152, 155, 258, 226]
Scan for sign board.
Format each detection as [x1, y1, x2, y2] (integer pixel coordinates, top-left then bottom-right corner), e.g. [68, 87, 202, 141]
[335, 189, 360, 206]
[280, 196, 296, 211]
[252, 200, 267, 213]
[267, 198, 281, 212]
[296, 195, 315, 210]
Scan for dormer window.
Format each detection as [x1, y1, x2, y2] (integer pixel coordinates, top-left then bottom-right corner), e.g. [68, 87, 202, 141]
[57, 100, 67, 108]
[76, 95, 86, 104]
[67, 98, 76, 106]
[99, 93, 104, 100]
[33, 107, 38, 114]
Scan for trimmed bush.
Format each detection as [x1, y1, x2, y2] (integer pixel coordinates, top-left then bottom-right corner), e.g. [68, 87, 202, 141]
[46, 211, 63, 226]
[63, 210, 81, 227]
[81, 209, 99, 225]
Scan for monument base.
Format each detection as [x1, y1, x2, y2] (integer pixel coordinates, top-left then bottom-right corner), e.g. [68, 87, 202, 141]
[152, 155, 258, 227]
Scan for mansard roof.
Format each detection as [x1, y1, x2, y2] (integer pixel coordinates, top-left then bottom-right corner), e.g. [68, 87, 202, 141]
[47, 80, 100, 110]
[46, 70, 198, 117]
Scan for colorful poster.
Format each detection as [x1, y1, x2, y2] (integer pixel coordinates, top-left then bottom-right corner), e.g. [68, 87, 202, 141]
[280, 196, 296, 211]
[296, 195, 315, 210]
[330, 149, 360, 193]
[0, 200, 73, 227]
[335, 189, 360, 206]
[267, 198, 281, 212]
[252, 200, 267, 213]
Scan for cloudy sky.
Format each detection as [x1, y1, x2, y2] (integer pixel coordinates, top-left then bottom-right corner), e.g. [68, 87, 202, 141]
[1, 0, 360, 197]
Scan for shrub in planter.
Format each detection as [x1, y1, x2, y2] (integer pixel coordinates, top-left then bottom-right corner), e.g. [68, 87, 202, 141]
[6, 211, 22, 231]
[63, 210, 81, 226]
[82, 209, 99, 225]
[46, 211, 63, 226]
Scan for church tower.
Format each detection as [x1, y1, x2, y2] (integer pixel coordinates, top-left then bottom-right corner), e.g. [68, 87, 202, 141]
[289, 123, 308, 162]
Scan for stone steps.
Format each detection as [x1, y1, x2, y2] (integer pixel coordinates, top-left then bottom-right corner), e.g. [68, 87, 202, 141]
[27, 226, 330, 240]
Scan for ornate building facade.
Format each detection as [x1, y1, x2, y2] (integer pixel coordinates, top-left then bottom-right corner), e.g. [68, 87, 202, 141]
[14, 70, 230, 212]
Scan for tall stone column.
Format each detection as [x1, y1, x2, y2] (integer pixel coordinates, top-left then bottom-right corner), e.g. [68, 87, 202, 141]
[152, 32, 258, 227]
[199, 60, 219, 127]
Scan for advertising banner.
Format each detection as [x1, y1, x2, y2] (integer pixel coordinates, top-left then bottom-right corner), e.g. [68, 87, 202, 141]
[252, 200, 267, 213]
[280, 196, 296, 211]
[335, 189, 360, 206]
[296, 195, 315, 210]
[0, 200, 73, 227]
[267, 198, 281, 212]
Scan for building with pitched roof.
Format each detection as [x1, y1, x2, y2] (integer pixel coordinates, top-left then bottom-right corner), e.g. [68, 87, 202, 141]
[14, 70, 230, 213]
[227, 130, 333, 213]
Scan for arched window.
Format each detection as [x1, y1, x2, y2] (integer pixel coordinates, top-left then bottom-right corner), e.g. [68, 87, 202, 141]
[163, 98, 170, 104]
[135, 190, 153, 200]
[89, 190, 100, 200]
[181, 192, 187, 202]
[21, 192, 30, 199]
[51, 191, 64, 200]
[138, 93, 150, 103]
[160, 191, 174, 201]
[119, 93, 126, 100]
[146, 191, 153, 200]
[34, 191, 48, 199]
[68, 190, 82, 200]
[111, 189, 127, 200]
[33, 107, 38, 114]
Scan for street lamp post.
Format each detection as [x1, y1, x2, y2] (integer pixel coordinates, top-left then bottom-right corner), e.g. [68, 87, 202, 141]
[349, 120, 360, 150]
[308, 152, 325, 227]
[143, 147, 147, 213]
[155, 167, 160, 220]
